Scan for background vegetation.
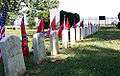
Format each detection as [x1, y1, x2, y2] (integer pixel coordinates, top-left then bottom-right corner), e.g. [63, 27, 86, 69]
[0, 0, 59, 29]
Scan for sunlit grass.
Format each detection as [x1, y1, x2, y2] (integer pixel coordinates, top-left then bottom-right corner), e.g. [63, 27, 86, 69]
[1, 26, 120, 76]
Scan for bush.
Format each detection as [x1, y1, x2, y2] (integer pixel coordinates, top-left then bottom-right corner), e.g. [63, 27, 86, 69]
[116, 22, 120, 29]
[60, 10, 80, 27]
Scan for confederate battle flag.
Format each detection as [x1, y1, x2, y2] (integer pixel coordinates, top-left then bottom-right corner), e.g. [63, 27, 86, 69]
[20, 17, 29, 57]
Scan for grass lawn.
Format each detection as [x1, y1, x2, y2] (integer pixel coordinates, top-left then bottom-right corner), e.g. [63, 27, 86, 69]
[0, 26, 120, 76]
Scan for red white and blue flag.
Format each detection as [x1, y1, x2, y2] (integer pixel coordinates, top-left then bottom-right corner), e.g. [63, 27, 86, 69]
[0, 0, 8, 40]
[0, 0, 8, 59]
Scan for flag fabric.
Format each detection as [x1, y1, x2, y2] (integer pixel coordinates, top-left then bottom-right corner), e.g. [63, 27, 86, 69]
[65, 18, 70, 29]
[0, 0, 8, 59]
[51, 16, 56, 30]
[0, 0, 8, 40]
[58, 15, 65, 38]
[36, 18, 45, 33]
[58, 25, 63, 38]
[20, 17, 29, 57]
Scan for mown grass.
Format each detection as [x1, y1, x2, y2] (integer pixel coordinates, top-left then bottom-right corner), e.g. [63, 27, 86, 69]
[1, 26, 120, 76]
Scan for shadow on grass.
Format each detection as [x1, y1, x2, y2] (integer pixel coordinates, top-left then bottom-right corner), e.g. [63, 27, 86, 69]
[0, 27, 120, 76]
[88, 27, 120, 41]
[23, 44, 120, 76]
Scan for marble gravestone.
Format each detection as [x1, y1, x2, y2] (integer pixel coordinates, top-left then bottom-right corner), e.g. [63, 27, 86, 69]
[70, 27, 75, 45]
[85, 27, 88, 37]
[80, 27, 84, 40]
[0, 35, 26, 76]
[76, 26, 80, 42]
[88, 24, 91, 35]
[33, 33, 46, 63]
[62, 29, 69, 48]
[50, 30, 59, 56]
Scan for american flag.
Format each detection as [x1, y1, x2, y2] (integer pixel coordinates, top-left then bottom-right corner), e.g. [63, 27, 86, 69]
[0, 0, 8, 40]
[0, 0, 8, 59]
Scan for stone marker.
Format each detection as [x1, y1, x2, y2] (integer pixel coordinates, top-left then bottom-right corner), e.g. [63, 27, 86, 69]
[33, 33, 46, 63]
[76, 26, 80, 42]
[50, 30, 59, 56]
[85, 27, 88, 37]
[90, 24, 93, 34]
[80, 27, 84, 40]
[0, 35, 26, 76]
[88, 24, 91, 35]
[70, 27, 75, 45]
[62, 29, 69, 48]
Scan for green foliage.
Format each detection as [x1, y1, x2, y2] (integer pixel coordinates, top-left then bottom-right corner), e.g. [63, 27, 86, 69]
[28, 16, 35, 29]
[60, 10, 80, 27]
[37, 11, 50, 29]
[27, 0, 59, 29]
[0, 0, 59, 28]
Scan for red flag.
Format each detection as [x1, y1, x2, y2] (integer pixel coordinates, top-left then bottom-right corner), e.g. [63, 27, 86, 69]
[51, 16, 56, 30]
[20, 17, 29, 57]
[58, 16, 65, 38]
[36, 18, 45, 33]
[65, 18, 70, 29]
[58, 26, 63, 38]
[41, 18, 45, 32]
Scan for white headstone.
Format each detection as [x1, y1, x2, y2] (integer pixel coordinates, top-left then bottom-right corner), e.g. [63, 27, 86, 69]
[33, 33, 46, 63]
[85, 27, 88, 37]
[88, 24, 91, 35]
[0, 35, 26, 76]
[50, 30, 59, 56]
[76, 26, 80, 42]
[70, 27, 75, 45]
[62, 29, 69, 48]
[80, 27, 84, 40]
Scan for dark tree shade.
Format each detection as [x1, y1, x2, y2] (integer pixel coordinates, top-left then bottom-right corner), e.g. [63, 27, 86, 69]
[60, 10, 80, 27]
[118, 12, 120, 21]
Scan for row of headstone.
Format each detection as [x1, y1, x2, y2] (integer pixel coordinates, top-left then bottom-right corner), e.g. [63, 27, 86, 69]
[62, 24, 100, 48]
[0, 31, 60, 76]
[0, 24, 99, 76]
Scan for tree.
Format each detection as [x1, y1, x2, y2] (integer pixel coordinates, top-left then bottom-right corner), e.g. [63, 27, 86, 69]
[60, 10, 80, 27]
[27, 0, 59, 28]
[0, 0, 59, 28]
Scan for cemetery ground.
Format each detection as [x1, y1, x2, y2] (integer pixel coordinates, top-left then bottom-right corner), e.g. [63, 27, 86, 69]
[0, 26, 120, 76]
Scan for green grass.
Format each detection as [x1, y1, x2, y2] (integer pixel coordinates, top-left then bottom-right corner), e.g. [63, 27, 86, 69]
[1, 26, 120, 76]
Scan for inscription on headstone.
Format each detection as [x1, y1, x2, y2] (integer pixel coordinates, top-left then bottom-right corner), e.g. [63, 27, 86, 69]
[80, 27, 84, 40]
[62, 29, 69, 48]
[33, 33, 46, 63]
[70, 27, 75, 45]
[0, 35, 26, 76]
[50, 30, 59, 56]
[76, 26, 80, 42]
